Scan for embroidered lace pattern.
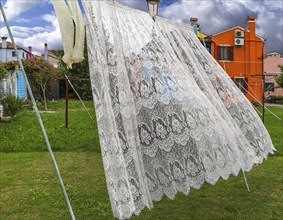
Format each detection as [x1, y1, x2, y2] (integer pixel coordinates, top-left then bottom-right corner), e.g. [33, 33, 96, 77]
[82, 1, 275, 219]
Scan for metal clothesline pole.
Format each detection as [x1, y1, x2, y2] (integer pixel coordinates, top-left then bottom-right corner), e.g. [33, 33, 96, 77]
[0, 3, 76, 220]
[242, 170, 250, 192]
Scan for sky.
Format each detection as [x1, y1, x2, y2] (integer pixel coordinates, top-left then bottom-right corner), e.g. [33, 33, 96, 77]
[0, 0, 282, 55]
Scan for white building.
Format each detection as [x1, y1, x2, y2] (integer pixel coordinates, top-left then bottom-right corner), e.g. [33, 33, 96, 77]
[0, 36, 30, 100]
[0, 36, 31, 62]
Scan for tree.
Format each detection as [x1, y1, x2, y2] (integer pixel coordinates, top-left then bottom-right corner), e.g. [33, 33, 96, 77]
[0, 62, 16, 100]
[0, 58, 58, 110]
[0, 62, 14, 81]
[23, 58, 57, 110]
[275, 65, 283, 88]
[0, 66, 8, 81]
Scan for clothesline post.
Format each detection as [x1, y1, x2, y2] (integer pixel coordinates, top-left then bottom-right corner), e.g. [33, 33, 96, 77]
[250, 73, 282, 122]
[65, 77, 69, 129]
[262, 75, 265, 123]
[0, 3, 76, 220]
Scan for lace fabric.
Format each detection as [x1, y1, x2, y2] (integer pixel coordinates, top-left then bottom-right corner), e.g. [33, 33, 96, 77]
[82, 1, 275, 219]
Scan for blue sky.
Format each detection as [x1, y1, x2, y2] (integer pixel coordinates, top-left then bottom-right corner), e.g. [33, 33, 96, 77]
[0, 0, 282, 55]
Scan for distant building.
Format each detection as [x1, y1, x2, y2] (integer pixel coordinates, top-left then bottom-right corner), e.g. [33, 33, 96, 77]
[0, 36, 31, 99]
[264, 51, 283, 97]
[1, 68, 27, 99]
[192, 16, 265, 103]
[41, 43, 62, 100]
[48, 51, 61, 68]
[0, 36, 32, 62]
[41, 43, 61, 68]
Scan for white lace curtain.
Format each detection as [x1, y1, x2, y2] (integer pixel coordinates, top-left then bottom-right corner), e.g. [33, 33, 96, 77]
[75, 1, 274, 219]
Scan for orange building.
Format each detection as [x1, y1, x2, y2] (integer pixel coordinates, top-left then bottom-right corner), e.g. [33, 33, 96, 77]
[204, 16, 265, 102]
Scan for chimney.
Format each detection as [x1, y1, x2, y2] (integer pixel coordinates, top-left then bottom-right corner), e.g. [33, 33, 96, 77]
[247, 15, 256, 37]
[1, 37, 8, 62]
[190, 18, 199, 35]
[1, 36, 7, 48]
[44, 43, 48, 60]
[28, 46, 33, 59]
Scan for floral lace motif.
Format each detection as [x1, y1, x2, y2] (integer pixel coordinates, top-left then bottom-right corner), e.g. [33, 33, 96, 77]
[83, 1, 275, 219]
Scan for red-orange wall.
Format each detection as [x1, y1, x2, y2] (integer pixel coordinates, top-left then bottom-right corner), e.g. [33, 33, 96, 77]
[210, 21, 264, 102]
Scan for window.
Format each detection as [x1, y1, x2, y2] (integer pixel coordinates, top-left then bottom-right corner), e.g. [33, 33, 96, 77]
[234, 77, 248, 93]
[265, 82, 274, 92]
[22, 52, 24, 58]
[217, 46, 233, 61]
[12, 51, 16, 57]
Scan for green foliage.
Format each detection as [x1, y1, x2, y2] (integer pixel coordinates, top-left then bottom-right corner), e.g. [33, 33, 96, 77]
[57, 42, 92, 100]
[24, 58, 58, 109]
[0, 61, 17, 78]
[0, 95, 24, 116]
[275, 65, 283, 88]
[275, 74, 283, 88]
[0, 58, 58, 109]
[0, 66, 8, 81]
[0, 63, 14, 100]
[265, 95, 283, 104]
[0, 68, 5, 99]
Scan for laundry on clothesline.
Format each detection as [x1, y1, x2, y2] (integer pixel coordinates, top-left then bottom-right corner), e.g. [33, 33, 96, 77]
[53, 1, 275, 219]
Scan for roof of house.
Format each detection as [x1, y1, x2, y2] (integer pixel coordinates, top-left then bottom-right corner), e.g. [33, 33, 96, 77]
[212, 26, 245, 36]
[0, 41, 22, 50]
[211, 25, 265, 41]
[48, 51, 63, 61]
[265, 51, 281, 55]
[49, 50, 64, 58]
[0, 41, 30, 54]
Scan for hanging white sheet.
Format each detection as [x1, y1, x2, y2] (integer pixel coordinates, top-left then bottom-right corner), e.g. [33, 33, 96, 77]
[54, 0, 275, 219]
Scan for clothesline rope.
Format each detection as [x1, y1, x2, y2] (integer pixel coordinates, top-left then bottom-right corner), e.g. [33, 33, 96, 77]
[64, 74, 94, 121]
[237, 83, 281, 120]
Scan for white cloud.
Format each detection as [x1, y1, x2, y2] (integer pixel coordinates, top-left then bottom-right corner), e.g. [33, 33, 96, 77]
[0, 12, 62, 55]
[3, 0, 44, 20]
[13, 17, 33, 23]
[41, 14, 57, 23]
[18, 15, 62, 55]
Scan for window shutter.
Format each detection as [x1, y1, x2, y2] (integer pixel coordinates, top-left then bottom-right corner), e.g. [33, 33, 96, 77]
[217, 46, 221, 60]
[229, 46, 234, 61]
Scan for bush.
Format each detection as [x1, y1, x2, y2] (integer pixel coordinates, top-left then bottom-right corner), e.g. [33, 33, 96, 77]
[0, 95, 24, 116]
[265, 95, 283, 104]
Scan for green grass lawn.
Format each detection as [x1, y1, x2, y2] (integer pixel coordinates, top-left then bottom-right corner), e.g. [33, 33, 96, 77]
[256, 106, 283, 156]
[0, 101, 99, 153]
[0, 102, 282, 219]
[28, 100, 95, 111]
